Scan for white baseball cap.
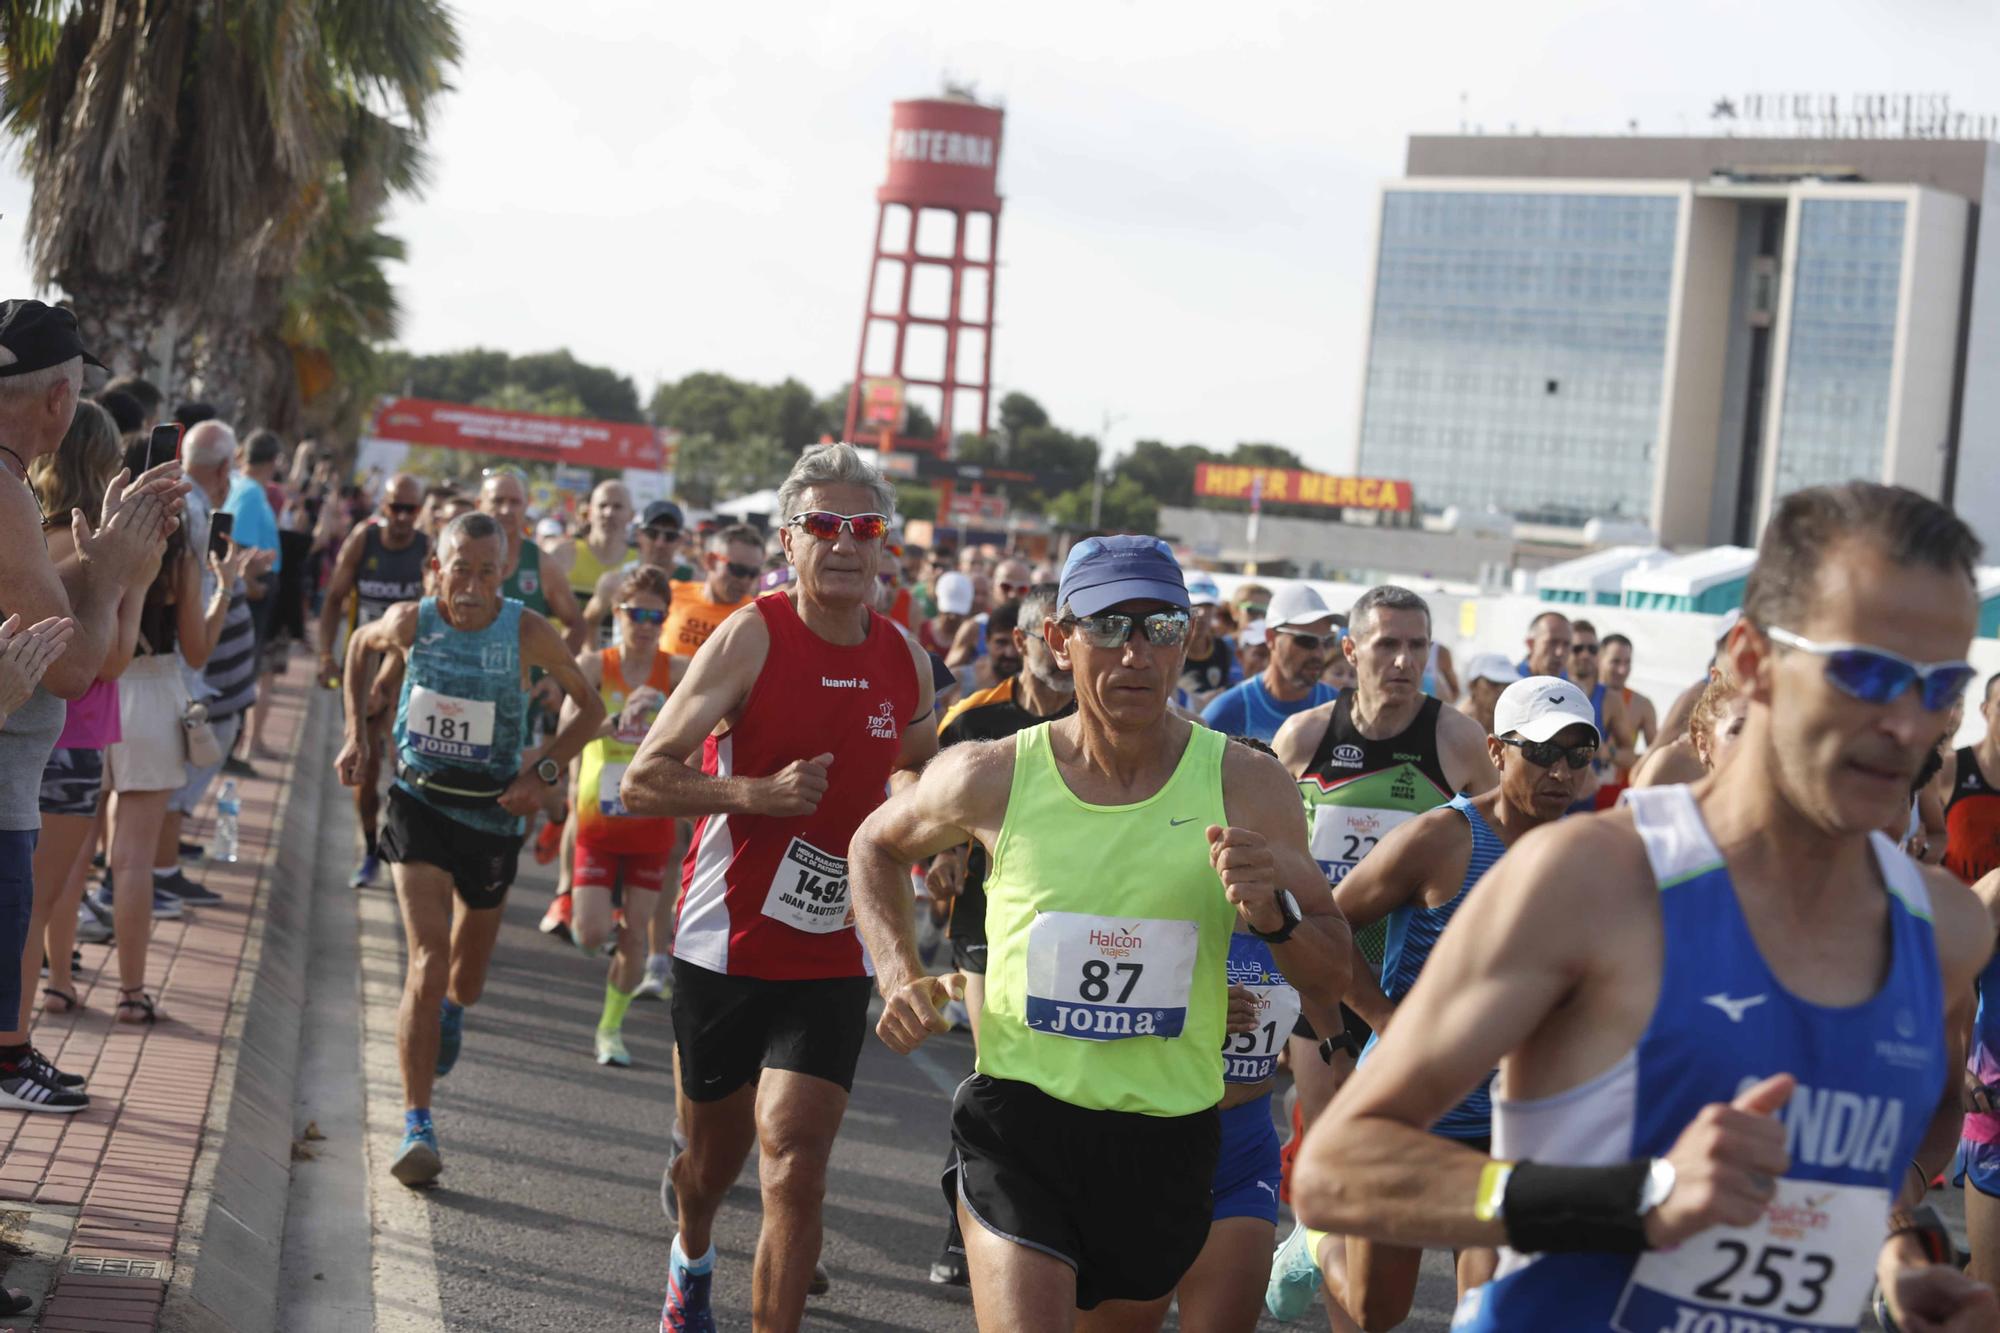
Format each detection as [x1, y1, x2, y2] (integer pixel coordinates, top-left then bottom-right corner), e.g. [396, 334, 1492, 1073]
[1238, 619, 1268, 648]
[535, 517, 565, 540]
[1714, 607, 1743, 643]
[1186, 575, 1222, 607]
[936, 571, 975, 615]
[1494, 676, 1601, 744]
[1266, 583, 1340, 631]
[1465, 651, 1518, 686]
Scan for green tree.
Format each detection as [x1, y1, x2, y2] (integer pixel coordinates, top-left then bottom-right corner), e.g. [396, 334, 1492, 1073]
[1116, 440, 1218, 508]
[998, 391, 1050, 441]
[903, 402, 937, 440]
[1229, 442, 1307, 470]
[953, 432, 1003, 465]
[0, 0, 461, 424]
[383, 348, 643, 421]
[1012, 424, 1098, 494]
[894, 482, 938, 522]
[670, 432, 800, 509]
[1046, 475, 1157, 534]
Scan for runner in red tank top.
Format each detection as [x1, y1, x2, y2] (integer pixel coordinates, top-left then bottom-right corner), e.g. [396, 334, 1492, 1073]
[622, 444, 936, 1332]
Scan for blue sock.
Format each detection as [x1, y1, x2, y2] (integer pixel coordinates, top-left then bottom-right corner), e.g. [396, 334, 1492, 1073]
[404, 1108, 432, 1133]
[441, 998, 463, 1018]
[672, 1236, 714, 1275]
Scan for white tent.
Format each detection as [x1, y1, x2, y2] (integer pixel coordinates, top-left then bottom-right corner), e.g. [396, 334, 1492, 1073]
[1620, 546, 1756, 614]
[713, 488, 783, 520]
[1535, 546, 1668, 607]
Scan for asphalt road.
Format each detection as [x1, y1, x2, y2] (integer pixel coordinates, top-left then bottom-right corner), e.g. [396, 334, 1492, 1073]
[280, 770, 1464, 1330]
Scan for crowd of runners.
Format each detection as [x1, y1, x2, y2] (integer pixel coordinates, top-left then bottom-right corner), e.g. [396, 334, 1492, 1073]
[11, 323, 1999, 1332]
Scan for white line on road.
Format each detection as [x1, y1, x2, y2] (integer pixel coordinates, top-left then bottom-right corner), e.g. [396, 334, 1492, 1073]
[357, 883, 446, 1333]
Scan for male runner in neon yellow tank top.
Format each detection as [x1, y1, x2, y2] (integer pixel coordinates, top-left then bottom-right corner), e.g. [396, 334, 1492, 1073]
[850, 536, 1349, 1331]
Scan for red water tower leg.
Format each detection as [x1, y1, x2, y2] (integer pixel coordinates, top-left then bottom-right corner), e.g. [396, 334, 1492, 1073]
[844, 202, 889, 443]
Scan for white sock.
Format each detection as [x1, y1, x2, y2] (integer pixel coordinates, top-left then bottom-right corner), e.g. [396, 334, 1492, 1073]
[672, 1235, 714, 1274]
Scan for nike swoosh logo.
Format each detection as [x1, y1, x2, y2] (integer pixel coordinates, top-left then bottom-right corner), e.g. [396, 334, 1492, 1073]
[1170, 817, 1198, 827]
[1703, 992, 1768, 1023]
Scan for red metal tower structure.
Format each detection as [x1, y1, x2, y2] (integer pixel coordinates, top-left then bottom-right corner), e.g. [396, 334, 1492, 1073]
[844, 92, 1004, 457]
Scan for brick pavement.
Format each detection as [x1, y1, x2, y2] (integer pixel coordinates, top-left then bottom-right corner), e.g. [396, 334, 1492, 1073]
[0, 673, 310, 1332]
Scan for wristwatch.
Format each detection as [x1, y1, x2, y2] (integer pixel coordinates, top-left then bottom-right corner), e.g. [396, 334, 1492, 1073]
[1637, 1157, 1676, 1217]
[534, 756, 561, 785]
[1250, 890, 1302, 944]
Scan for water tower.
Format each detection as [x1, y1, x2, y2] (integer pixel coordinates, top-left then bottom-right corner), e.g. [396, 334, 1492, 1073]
[843, 90, 1004, 458]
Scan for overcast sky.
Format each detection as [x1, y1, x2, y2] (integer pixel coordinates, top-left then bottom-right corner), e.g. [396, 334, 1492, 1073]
[0, 0, 1995, 469]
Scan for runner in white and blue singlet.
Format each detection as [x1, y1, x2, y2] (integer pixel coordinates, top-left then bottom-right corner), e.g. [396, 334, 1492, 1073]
[1292, 482, 1998, 1331]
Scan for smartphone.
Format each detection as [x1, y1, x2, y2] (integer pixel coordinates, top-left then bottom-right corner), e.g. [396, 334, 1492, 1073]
[146, 422, 183, 472]
[207, 510, 234, 561]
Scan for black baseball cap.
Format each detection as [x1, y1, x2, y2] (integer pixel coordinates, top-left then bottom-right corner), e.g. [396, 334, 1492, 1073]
[0, 300, 106, 377]
[641, 500, 684, 530]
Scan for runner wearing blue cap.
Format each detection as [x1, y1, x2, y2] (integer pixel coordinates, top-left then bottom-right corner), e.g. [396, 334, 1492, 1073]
[850, 535, 1349, 1332]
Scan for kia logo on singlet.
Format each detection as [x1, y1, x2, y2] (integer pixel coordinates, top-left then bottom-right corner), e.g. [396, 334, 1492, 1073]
[1329, 744, 1365, 768]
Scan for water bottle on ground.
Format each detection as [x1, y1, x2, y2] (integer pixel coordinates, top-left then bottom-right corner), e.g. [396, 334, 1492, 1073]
[211, 779, 241, 864]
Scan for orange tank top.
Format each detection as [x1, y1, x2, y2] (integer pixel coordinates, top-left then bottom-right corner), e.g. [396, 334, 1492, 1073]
[575, 644, 677, 854]
[663, 580, 749, 656]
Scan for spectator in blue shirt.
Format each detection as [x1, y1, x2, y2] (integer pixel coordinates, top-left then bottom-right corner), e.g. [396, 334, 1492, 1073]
[223, 430, 282, 573]
[1201, 583, 1342, 743]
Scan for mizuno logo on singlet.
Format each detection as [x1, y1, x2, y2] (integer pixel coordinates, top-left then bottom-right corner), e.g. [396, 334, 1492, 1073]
[1734, 1075, 1909, 1174]
[1703, 992, 1767, 1023]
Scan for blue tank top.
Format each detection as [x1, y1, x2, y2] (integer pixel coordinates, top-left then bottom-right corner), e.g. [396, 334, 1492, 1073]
[1364, 794, 1502, 1140]
[393, 596, 528, 836]
[1566, 682, 1611, 816]
[1221, 933, 1301, 1086]
[1971, 950, 2000, 1095]
[1456, 785, 1945, 1333]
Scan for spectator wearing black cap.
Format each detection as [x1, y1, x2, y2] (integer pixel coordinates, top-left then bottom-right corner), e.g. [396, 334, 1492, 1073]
[0, 300, 184, 1128]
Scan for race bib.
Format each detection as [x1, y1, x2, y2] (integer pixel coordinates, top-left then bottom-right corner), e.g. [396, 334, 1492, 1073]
[1024, 911, 1198, 1042]
[760, 837, 853, 934]
[406, 686, 495, 763]
[1310, 805, 1415, 881]
[1222, 983, 1302, 1084]
[1610, 1179, 1887, 1333]
[597, 761, 630, 816]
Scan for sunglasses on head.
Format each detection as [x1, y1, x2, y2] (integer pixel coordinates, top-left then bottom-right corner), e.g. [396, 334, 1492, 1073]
[620, 605, 666, 625]
[1762, 626, 1975, 711]
[386, 503, 419, 516]
[1275, 629, 1334, 651]
[1499, 736, 1598, 771]
[790, 511, 890, 542]
[1064, 611, 1192, 650]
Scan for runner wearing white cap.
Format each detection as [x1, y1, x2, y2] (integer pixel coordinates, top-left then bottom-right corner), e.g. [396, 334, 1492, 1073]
[1201, 585, 1342, 744]
[1456, 653, 1520, 735]
[1237, 620, 1270, 680]
[1269, 676, 1600, 1325]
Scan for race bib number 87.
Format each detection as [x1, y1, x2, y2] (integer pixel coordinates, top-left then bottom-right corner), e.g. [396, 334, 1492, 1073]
[1024, 911, 1198, 1042]
[1610, 1178, 1886, 1333]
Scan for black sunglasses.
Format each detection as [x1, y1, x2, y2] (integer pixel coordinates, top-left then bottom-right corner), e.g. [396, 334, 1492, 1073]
[1275, 629, 1334, 651]
[386, 503, 420, 516]
[1571, 642, 1599, 656]
[722, 561, 759, 579]
[643, 525, 682, 542]
[1499, 736, 1597, 771]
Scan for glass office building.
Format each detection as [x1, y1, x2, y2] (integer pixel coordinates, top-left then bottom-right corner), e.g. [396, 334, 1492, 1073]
[1349, 136, 1996, 550]
[1358, 189, 1679, 524]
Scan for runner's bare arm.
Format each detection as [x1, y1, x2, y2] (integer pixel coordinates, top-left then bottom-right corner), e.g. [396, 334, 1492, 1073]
[945, 616, 981, 669]
[543, 571, 587, 653]
[1330, 807, 1468, 1032]
[558, 650, 607, 736]
[1271, 703, 1334, 777]
[1434, 644, 1460, 704]
[505, 611, 605, 815]
[581, 565, 621, 629]
[316, 523, 370, 685]
[851, 740, 1013, 1052]
[1216, 743, 1351, 1012]
[1600, 689, 1630, 771]
[895, 632, 939, 773]
[336, 602, 417, 784]
[619, 609, 775, 818]
[1437, 703, 1501, 793]
[1632, 737, 1706, 788]
[1907, 868, 1993, 1191]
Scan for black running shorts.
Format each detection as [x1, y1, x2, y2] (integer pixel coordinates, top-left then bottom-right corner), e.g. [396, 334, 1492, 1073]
[669, 958, 873, 1102]
[945, 1074, 1220, 1309]
[379, 784, 523, 911]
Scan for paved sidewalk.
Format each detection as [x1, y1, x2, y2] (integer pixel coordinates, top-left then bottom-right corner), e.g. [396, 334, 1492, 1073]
[0, 674, 311, 1332]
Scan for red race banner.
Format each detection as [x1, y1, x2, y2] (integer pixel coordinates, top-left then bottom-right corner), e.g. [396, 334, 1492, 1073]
[1194, 463, 1412, 513]
[368, 397, 669, 471]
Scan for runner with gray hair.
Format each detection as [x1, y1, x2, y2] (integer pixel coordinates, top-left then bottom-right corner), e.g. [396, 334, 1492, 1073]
[778, 441, 897, 526]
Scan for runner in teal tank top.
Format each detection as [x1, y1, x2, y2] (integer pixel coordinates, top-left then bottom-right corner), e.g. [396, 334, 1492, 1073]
[848, 536, 1352, 1330]
[337, 511, 605, 1191]
[1288, 483, 1997, 1333]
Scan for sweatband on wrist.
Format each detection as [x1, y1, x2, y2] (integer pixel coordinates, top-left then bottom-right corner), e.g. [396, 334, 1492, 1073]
[1499, 1159, 1651, 1254]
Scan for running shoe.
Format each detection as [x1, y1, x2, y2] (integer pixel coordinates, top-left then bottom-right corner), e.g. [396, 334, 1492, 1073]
[1266, 1222, 1323, 1321]
[660, 1131, 686, 1222]
[809, 1263, 830, 1297]
[178, 839, 203, 861]
[0, 1061, 88, 1114]
[532, 817, 564, 866]
[390, 1124, 441, 1187]
[661, 1243, 716, 1333]
[436, 1001, 464, 1077]
[538, 891, 573, 942]
[26, 1048, 84, 1090]
[595, 1029, 631, 1068]
[928, 1232, 967, 1286]
[156, 868, 222, 904]
[99, 876, 185, 921]
[350, 854, 381, 889]
[634, 955, 671, 1001]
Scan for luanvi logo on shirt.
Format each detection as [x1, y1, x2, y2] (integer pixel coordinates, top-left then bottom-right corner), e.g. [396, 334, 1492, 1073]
[820, 676, 871, 689]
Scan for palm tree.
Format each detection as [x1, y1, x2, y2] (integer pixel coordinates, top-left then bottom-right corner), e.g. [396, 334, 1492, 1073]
[0, 0, 458, 422]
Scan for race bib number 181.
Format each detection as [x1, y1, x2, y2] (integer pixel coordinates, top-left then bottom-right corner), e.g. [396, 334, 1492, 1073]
[406, 686, 496, 763]
[1610, 1178, 1887, 1333]
[1024, 911, 1198, 1042]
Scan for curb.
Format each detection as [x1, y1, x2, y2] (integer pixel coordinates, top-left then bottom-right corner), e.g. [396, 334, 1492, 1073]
[160, 686, 333, 1333]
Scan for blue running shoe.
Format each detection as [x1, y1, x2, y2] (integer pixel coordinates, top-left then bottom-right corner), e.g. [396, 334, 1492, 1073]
[1266, 1221, 1323, 1321]
[660, 1243, 716, 1332]
[390, 1125, 441, 1187]
[350, 854, 381, 889]
[436, 1001, 464, 1077]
